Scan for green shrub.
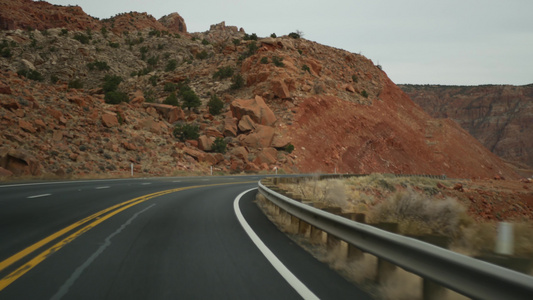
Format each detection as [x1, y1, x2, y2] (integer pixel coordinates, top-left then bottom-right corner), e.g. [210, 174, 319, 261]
[50, 75, 59, 84]
[17, 69, 44, 82]
[102, 74, 122, 93]
[284, 143, 295, 153]
[87, 60, 110, 71]
[149, 75, 158, 87]
[272, 56, 284, 67]
[164, 82, 176, 92]
[352, 74, 358, 83]
[163, 92, 179, 107]
[73, 33, 90, 44]
[60, 29, 69, 36]
[243, 33, 258, 41]
[0, 40, 12, 58]
[207, 94, 224, 115]
[181, 90, 201, 110]
[201, 39, 209, 45]
[231, 74, 245, 90]
[68, 79, 83, 89]
[101, 26, 108, 37]
[165, 59, 177, 72]
[196, 50, 208, 60]
[173, 123, 200, 141]
[212, 66, 234, 80]
[260, 57, 269, 64]
[211, 137, 227, 153]
[148, 29, 161, 37]
[147, 55, 159, 67]
[302, 64, 310, 73]
[104, 91, 129, 104]
[361, 90, 369, 98]
[247, 41, 258, 55]
[108, 42, 119, 48]
[288, 32, 301, 39]
[270, 33, 277, 38]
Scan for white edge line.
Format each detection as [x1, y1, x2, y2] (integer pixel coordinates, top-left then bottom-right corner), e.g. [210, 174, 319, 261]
[233, 188, 320, 300]
[27, 193, 51, 199]
[95, 186, 110, 190]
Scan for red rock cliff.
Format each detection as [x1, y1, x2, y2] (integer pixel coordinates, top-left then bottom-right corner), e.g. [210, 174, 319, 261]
[400, 84, 533, 169]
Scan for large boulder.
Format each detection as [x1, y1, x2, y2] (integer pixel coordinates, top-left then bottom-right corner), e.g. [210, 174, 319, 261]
[238, 115, 255, 132]
[0, 148, 42, 176]
[241, 125, 275, 148]
[223, 117, 238, 137]
[230, 96, 276, 126]
[101, 113, 118, 128]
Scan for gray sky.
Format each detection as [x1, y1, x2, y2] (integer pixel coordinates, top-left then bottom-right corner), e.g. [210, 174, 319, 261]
[46, 0, 533, 86]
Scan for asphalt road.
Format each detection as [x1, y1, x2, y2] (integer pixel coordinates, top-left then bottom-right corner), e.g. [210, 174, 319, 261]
[0, 176, 372, 299]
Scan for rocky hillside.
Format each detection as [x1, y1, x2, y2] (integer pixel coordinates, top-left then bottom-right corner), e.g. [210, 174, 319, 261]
[400, 84, 533, 170]
[0, 0, 521, 179]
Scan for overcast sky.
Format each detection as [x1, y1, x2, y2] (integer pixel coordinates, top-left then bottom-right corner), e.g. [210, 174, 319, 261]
[46, 0, 533, 86]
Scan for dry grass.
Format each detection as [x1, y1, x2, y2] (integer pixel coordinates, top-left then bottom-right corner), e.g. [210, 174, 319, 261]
[369, 188, 469, 238]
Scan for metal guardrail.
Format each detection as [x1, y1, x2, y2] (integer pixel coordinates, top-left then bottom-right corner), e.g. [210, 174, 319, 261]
[258, 180, 533, 300]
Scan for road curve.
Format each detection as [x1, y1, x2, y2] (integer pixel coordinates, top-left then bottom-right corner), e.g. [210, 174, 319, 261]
[0, 176, 372, 299]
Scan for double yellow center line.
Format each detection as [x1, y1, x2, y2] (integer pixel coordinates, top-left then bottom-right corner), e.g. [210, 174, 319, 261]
[0, 181, 254, 291]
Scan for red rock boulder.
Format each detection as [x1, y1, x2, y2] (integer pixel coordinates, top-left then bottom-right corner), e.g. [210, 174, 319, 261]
[230, 96, 276, 126]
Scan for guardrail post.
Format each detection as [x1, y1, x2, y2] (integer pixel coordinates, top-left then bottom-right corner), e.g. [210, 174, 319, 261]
[375, 222, 399, 283]
[310, 226, 323, 244]
[413, 235, 451, 300]
[347, 213, 366, 261]
[290, 215, 299, 234]
[298, 220, 310, 236]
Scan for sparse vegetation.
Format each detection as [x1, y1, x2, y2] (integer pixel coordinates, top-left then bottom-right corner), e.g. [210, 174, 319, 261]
[149, 75, 158, 87]
[67, 78, 83, 89]
[73, 33, 90, 44]
[272, 56, 285, 67]
[284, 143, 295, 153]
[201, 38, 209, 45]
[260, 57, 269, 64]
[163, 92, 179, 107]
[102, 74, 122, 93]
[288, 32, 301, 39]
[86, 60, 110, 71]
[211, 137, 227, 153]
[231, 74, 245, 90]
[361, 90, 369, 98]
[147, 55, 159, 67]
[164, 82, 177, 92]
[173, 123, 200, 141]
[207, 94, 224, 115]
[165, 59, 177, 72]
[302, 65, 311, 73]
[17, 69, 44, 82]
[180, 88, 201, 110]
[270, 33, 277, 38]
[212, 66, 234, 80]
[0, 40, 12, 58]
[243, 33, 258, 41]
[104, 91, 128, 104]
[196, 50, 208, 60]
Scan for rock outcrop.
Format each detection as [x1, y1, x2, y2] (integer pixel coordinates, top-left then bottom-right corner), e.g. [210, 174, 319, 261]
[400, 84, 533, 169]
